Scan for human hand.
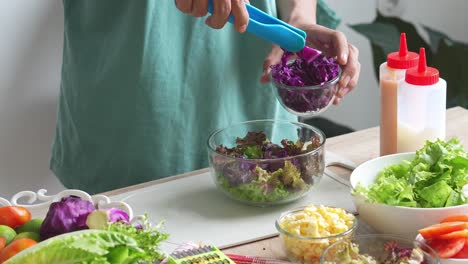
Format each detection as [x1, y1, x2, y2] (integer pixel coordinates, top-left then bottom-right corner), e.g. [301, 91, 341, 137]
[175, 0, 250, 33]
[261, 24, 360, 105]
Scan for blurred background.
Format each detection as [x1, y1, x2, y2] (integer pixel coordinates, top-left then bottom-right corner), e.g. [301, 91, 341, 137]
[0, 0, 467, 198]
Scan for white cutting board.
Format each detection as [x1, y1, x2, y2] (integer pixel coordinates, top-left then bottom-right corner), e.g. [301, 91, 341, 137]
[113, 152, 357, 253]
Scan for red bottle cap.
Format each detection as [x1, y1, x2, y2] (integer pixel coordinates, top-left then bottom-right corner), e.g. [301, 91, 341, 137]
[405, 48, 439, 85]
[387, 33, 419, 69]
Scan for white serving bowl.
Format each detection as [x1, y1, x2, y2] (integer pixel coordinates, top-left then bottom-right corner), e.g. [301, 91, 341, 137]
[416, 234, 467, 264]
[349, 152, 468, 239]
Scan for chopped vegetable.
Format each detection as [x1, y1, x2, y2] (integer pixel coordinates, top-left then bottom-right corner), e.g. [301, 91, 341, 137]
[271, 48, 339, 87]
[296, 46, 322, 64]
[39, 196, 95, 240]
[354, 138, 468, 208]
[427, 238, 465, 258]
[271, 47, 340, 113]
[213, 131, 322, 204]
[439, 230, 468, 240]
[86, 208, 129, 230]
[418, 216, 468, 259]
[441, 215, 468, 223]
[453, 241, 468, 258]
[418, 222, 468, 240]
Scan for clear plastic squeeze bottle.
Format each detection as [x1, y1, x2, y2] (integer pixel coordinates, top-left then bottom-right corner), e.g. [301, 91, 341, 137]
[397, 47, 447, 153]
[379, 33, 419, 156]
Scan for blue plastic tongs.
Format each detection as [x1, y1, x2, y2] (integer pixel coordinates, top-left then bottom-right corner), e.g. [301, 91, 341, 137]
[207, 0, 306, 52]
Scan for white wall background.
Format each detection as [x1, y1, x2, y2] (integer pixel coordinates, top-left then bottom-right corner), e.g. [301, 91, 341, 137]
[0, 0, 467, 198]
[0, 0, 64, 199]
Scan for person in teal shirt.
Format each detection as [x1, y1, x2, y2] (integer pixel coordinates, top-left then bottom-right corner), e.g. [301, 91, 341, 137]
[51, 0, 360, 194]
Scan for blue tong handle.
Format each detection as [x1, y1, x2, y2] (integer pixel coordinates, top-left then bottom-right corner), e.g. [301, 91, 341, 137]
[207, 0, 306, 52]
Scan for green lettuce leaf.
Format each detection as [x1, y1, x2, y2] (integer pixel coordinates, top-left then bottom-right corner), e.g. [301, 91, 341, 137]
[282, 161, 307, 189]
[5, 230, 141, 264]
[354, 138, 468, 208]
[418, 181, 453, 208]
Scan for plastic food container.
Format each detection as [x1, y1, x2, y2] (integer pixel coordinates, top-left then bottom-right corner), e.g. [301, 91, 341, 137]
[321, 234, 440, 264]
[275, 205, 357, 264]
[207, 120, 325, 207]
[271, 69, 341, 118]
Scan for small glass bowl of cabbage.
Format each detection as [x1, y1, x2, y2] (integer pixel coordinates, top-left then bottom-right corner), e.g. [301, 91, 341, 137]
[320, 234, 440, 264]
[206, 120, 325, 207]
[270, 53, 342, 118]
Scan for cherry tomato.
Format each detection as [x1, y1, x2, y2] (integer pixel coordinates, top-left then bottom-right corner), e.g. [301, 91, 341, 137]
[0, 238, 37, 263]
[0, 206, 31, 229]
[453, 239, 468, 258]
[0, 237, 5, 251]
[441, 215, 468, 223]
[418, 222, 468, 240]
[427, 237, 465, 258]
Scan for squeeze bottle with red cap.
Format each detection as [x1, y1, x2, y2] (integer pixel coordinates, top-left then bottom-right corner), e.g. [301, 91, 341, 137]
[397, 47, 447, 153]
[379, 33, 419, 156]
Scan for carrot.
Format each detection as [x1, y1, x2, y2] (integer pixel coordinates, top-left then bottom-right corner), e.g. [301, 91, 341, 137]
[441, 215, 468, 223]
[439, 229, 468, 240]
[418, 222, 468, 240]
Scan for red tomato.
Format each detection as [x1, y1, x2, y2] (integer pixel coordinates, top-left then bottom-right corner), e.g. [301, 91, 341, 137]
[0, 238, 37, 263]
[439, 229, 468, 240]
[0, 237, 5, 251]
[427, 238, 465, 258]
[418, 222, 468, 240]
[0, 206, 31, 229]
[441, 215, 468, 223]
[453, 239, 468, 258]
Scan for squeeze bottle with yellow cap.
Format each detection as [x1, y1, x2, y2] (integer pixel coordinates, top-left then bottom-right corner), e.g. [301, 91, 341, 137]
[397, 47, 446, 153]
[379, 33, 419, 156]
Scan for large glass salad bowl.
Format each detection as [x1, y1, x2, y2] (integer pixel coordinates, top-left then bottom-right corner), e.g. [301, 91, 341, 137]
[207, 120, 325, 207]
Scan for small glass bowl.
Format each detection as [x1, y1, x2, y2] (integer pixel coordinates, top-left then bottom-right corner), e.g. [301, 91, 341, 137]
[207, 120, 326, 207]
[271, 69, 341, 118]
[275, 206, 358, 264]
[320, 234, 440, 264]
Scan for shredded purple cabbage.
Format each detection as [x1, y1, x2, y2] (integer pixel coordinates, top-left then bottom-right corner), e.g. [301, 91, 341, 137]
[271, 47, 341, 113]
[214, 131, 322, 186]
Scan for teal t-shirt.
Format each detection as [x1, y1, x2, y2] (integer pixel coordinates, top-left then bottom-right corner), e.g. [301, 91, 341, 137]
[51, 0, 340, 194]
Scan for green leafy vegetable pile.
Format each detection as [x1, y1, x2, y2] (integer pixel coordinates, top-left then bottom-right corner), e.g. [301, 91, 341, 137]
[213, 131, 323, 204]
[354, 138, 468, 208]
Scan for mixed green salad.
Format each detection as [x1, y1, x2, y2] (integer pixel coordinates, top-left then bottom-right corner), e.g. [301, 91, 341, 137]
[354, 138, 468, 208]
[213, 131, 323, 204]
[325, 240, 428, 264]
